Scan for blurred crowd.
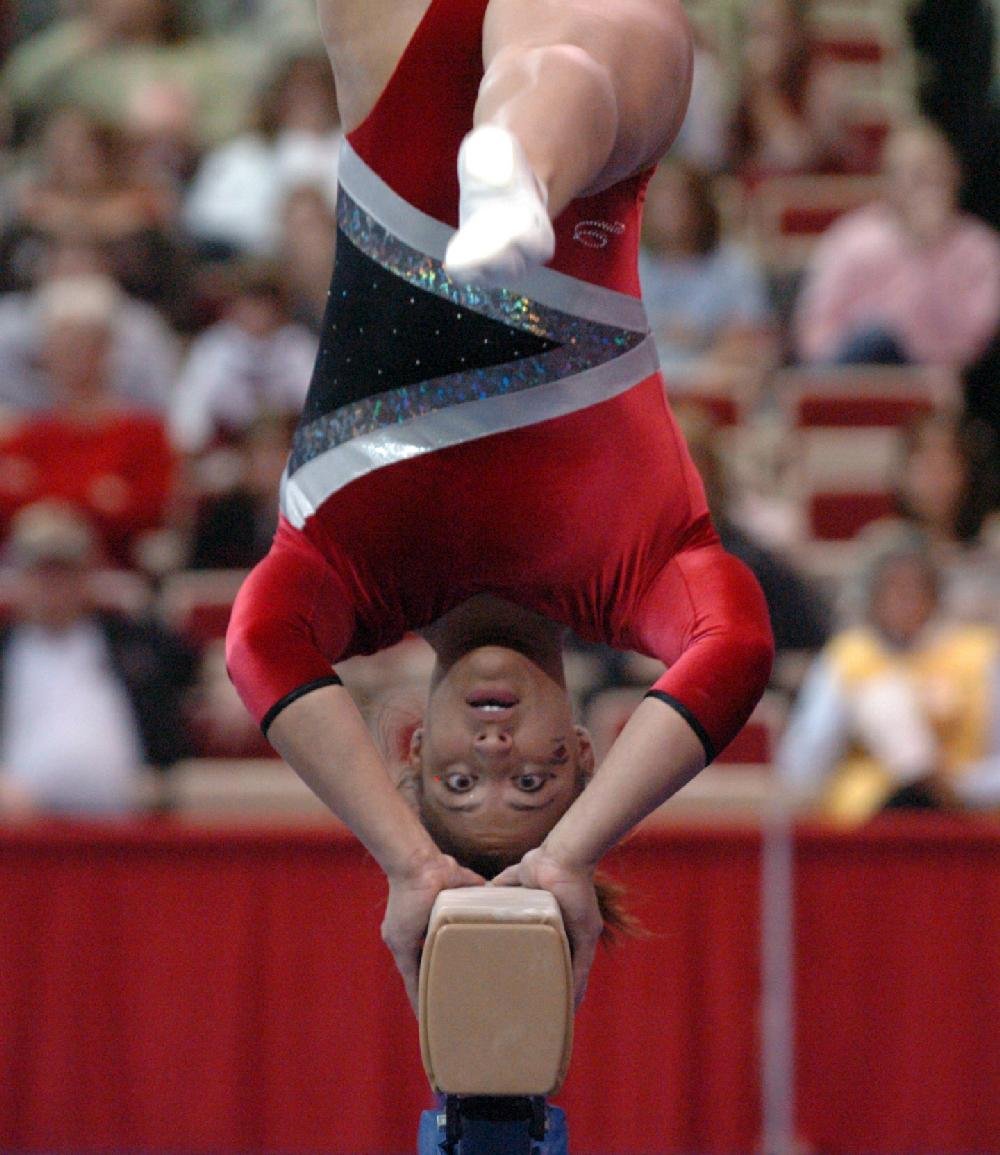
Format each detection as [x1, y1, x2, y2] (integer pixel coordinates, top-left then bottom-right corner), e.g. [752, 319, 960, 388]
[0, 0, 997, 822]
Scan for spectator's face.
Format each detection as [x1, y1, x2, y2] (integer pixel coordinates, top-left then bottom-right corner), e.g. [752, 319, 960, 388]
[277, 59, 340, 133]
[42, 111, 107, 191]
[870, 557, 938, 646]
[745, 0, 801, 83]
[886, 130, 961, 239]
[902, 423, 967, 536]
[642, 168, 701, 255]
[17, 563, 90, 632]
[42, 322, 112, 398]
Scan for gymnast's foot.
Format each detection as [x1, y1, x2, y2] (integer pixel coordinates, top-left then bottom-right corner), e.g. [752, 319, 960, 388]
[444, 125, 556, 287]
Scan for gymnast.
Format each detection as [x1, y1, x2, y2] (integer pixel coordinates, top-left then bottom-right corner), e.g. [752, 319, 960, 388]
[226, 0, 775, 1013]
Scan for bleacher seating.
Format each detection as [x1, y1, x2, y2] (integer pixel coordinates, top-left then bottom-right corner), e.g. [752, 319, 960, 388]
[774, 365, 961, 539]
[158, 568, 249, 647]
[745, 174, 885, 271]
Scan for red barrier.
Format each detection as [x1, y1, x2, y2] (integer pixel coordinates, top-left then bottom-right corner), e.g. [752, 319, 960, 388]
[0, 816, 997, 1154]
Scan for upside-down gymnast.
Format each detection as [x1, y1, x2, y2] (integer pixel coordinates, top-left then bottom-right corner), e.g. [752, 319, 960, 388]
[227, 0, 775, 1011]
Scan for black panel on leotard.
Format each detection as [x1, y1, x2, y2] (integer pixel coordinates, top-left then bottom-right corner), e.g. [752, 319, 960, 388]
[299, 230, 560, 427]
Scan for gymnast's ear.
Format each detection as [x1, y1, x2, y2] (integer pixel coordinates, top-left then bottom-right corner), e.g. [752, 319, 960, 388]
[391, 728, 424, 811]
[372, 691, 424, 808]
[574, 724, 595, 783]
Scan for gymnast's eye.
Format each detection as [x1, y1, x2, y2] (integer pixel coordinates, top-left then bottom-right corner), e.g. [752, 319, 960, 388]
[513, 772, 550, 793]
[441, 770, 476, 793]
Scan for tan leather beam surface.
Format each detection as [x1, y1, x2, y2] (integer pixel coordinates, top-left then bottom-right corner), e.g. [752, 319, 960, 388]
[418, 888, 574, 1096]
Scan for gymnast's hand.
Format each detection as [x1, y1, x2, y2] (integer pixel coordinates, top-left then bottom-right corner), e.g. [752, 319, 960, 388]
[381, 850, 485, 1013]
[491, 846, 603, 1009]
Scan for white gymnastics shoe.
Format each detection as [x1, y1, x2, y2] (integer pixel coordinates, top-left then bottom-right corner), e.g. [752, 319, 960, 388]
[444, 125, 556, 287]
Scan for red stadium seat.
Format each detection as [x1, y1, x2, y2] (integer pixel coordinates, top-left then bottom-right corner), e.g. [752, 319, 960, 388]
[672, 391, 743, 428]
[796, 394, 935, 428]
[777, 366, 961, 428]
[813, 33, 890, 66]
[808, 490, 897, 541]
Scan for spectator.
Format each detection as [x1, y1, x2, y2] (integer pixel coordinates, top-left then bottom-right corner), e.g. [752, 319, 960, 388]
[640, 163, 775, 369]
[0, 502, 196, 816]
[909, 0, 1000, 233]
[0, 251, 180, 413]
[187, 412, 292, 569]
[0, 0, 261, 148]
[0, 277, 177, 566]
[0, 106, 195, 319]
[672, 25, 730, 174]
[278, 182, 337, 334]
[169, 260, 316, 454]
[125, 78, 202, 212]
[728, 0, 859, 179]
[182, 50, 342, 257]
[794, 121, 1000, 369]
[775, 527, 1000, 821]
[678, 402, 831, 654]
[891, 413, 1000, 626]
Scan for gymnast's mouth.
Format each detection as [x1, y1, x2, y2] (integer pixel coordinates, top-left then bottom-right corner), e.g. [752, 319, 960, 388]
[466, 688, 520, 719]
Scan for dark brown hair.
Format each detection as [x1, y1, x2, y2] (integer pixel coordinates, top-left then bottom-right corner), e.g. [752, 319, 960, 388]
[730, 0, 814, 168]
[897, 412, 997, 543]
[253, 52, 340, 141]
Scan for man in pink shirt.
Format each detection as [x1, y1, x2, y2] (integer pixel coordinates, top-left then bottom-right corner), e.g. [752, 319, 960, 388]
[795, 121, 1000, 369]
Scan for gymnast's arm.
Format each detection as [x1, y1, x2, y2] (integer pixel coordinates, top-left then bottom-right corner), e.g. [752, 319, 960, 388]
[477, 0, 694, 215]
[226, 536, 483, 1010]
[495, 544, 774, 918]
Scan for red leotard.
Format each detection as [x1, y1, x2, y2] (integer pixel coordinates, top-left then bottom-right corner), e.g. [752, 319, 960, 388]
[226, 0, 773, 761]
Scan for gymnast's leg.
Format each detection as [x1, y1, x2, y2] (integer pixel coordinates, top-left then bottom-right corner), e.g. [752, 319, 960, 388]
[444, 0, 693, 282]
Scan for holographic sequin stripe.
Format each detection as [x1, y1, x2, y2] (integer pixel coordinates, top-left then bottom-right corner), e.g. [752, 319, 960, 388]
[286, 194, 646, 474]
[337, 189, 646, 343]
[289, 337, 639, 473]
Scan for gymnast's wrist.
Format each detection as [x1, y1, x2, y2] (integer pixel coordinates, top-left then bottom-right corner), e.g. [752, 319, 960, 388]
[384, 840, 453, 885]
[537, 831, 599, 875]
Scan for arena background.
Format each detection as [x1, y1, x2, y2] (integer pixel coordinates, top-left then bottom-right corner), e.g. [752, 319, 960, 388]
[0, 1, 998, 1153]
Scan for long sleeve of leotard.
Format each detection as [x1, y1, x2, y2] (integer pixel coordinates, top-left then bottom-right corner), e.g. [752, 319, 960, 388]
[226, 521, 356, 732]
[626, 539, 775, 763]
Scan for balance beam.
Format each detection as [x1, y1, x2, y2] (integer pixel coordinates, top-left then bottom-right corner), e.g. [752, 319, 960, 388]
[416, 887, 573, 1154]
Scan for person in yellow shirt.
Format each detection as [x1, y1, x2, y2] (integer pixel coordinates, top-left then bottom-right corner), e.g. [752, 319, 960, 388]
[776, 527, 1000, 821]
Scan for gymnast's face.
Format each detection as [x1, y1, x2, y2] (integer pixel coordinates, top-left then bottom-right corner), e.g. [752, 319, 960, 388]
[409, 646, 594, 865]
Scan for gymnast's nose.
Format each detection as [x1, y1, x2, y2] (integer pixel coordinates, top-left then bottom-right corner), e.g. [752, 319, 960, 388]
[472, 729, 513, 758]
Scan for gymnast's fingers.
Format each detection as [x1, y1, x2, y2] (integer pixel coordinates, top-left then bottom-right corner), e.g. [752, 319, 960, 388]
[451, 864, 488, 888]
[567, 921, 601, 1008]
[488, 863, 523, 886]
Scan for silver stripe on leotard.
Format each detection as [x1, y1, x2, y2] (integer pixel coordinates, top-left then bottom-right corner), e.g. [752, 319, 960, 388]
[337, 140, 650, 332]
[287, 187, 649, 474]
[281, 142, 660, 528]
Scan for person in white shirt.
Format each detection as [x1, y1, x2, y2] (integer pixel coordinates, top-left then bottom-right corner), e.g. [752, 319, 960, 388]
[169, 260, 317, 453]
[182, 51, 343, 257]
[0, 502, 196, 816]
[0, 243, 180, 414]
